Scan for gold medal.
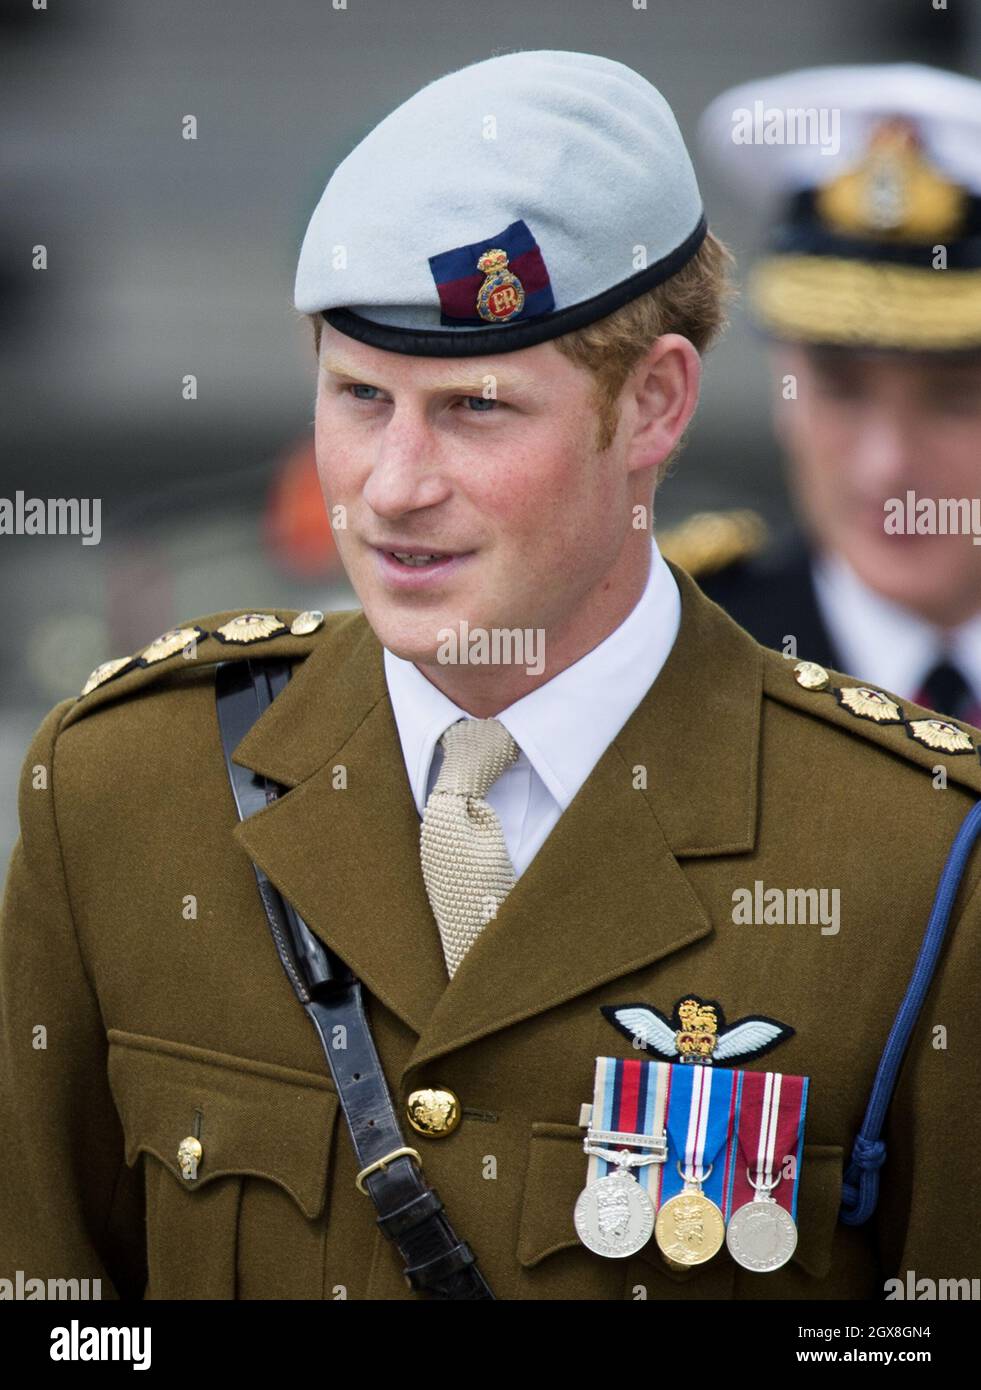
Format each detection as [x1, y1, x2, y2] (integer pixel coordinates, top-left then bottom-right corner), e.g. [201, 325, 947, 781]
[654, 1162, 725, 1268]
[655, 1188, 726, 1268]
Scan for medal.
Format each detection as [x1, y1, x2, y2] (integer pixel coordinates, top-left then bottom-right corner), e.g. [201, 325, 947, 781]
[574, 1145, 657, 1258]
[575, 1054, 811, 1272]
[726, 1171, 798, 1271]
[655, 1061, 732, 1267]
[655, 1160, 726, 1267]
[725, 1069, 808, 1273]
[574, 1056, 671, 1258]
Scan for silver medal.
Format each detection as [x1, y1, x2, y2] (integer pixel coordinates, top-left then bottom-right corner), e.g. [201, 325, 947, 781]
[574, 1166, 655, 1259]
[726, 1170, 798, 1272]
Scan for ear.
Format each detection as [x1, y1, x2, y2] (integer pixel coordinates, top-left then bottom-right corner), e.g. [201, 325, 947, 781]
[624, 334, 701, 476]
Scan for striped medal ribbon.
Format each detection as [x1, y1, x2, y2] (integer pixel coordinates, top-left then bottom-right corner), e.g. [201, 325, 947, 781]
[573, 1056, 669, 1258]
[654, 1061, 735, 1269]
[725, 1069, 809, 1272]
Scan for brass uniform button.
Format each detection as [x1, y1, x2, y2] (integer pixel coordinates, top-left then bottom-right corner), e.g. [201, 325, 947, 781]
[793, 660, 829, 691]
[405, 1086, 461, 1138]
[177, 1136, 203, 1181]
[291, 609, 325, 635]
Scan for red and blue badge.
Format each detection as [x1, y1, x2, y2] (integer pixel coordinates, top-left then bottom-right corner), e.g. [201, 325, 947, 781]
[428, 219, 554, 326]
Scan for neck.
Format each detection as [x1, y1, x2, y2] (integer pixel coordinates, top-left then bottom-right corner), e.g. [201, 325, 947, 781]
[411, 534, 653, 717]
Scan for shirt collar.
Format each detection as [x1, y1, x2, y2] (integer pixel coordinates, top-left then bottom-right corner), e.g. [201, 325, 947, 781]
[812, 548, 981, 699]
[383, 535, 681, 816]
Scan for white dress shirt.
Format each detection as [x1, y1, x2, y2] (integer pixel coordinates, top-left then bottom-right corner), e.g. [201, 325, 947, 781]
[383, 536, 681, 880]
[812, 549, 981, 705]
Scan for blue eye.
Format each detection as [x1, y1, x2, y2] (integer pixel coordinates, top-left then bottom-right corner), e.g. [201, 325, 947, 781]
[464, 395, 497, 411]
[350, 384, 379, 401]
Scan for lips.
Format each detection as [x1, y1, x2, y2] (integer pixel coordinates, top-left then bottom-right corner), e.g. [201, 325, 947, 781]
[389, 549, 454, 566]
[374, 543, 462, 558]
[372, 545, 473, 588]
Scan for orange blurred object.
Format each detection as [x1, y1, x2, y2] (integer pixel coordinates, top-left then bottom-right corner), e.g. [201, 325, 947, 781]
[265, 435, 342, 579]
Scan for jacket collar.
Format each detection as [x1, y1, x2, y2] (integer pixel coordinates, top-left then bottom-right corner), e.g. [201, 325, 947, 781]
[231, 564, 762, 1071]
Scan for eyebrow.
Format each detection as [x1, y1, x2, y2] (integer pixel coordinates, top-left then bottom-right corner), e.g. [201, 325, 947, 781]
[322, 355, 539, 397]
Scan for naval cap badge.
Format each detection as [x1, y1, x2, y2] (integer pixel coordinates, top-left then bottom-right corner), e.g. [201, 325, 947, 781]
[601, 993, 794, 1066]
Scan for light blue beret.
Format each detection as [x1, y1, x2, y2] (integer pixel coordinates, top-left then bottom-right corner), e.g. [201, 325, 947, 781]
[294, 49, 706, 356]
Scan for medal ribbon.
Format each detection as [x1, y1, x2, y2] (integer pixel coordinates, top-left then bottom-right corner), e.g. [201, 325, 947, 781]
[658, 1061, 737, 1210]
[586, 1056, 671, 1199]
[584, 1057, 808, 1218]
[727, 1069, 809, 1219]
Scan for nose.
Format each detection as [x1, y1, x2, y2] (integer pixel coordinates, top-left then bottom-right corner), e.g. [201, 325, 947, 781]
[361, 404, 452, 519]
[848, 406, 919, 497]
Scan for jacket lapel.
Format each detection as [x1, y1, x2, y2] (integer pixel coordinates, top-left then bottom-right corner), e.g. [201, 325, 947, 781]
[229, 612, 450, 1036]
[404, 563, 763, 1072]
[228, 565, 763, 1066]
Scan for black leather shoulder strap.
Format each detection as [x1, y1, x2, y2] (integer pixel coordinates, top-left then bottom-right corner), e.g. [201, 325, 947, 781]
[215, 657, 495, 1300]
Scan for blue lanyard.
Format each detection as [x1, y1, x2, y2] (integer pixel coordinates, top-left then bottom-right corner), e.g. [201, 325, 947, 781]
[840, 799, 981, 1224]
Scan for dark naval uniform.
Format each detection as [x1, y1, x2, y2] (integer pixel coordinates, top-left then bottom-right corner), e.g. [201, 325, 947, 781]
[694, 523, 981, 726]
[660, 510, 837, 669]
[694, 65, 981, 730]
[697, 531, 837, 671]
[2, 564, 980, 1300]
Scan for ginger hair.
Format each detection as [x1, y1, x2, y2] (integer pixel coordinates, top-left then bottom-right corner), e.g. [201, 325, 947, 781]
[305, 229, 734, 457]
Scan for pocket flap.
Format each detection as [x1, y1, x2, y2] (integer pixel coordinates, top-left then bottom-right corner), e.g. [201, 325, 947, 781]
[106, 1029, 339, 1220]
[518, 1121, 844, 1281]
[790, 1143, 846, 1280]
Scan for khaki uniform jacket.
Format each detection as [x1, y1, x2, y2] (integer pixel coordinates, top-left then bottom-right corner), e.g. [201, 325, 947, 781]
[2, 564, 980, 1301]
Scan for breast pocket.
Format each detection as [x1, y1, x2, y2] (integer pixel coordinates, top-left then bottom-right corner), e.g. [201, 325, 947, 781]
[106, 1029, 339, 1299]
[515, 1122, 845, 1299]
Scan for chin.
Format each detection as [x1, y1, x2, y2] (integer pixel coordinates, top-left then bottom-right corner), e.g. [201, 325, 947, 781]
[361, 608, 444, 664]
[850, 547, 952, 615]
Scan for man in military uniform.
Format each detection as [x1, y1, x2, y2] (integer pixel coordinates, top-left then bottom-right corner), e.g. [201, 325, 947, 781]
[2, 50, 980, 1302]
[695, 65, 981, 725]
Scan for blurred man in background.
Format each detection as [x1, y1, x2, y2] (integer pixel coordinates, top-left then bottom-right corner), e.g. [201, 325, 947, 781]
[697, 65, 981, 724]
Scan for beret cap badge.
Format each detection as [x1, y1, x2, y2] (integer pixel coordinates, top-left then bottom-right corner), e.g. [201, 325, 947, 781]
[428, 217, 554, 327]
[475, 247, 526, 322]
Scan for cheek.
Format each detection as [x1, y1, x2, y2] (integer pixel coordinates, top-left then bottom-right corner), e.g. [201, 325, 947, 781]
[786, 405, 850, 496]
[933, 427, 981, 493]
[314, 404, 361, 498]
[478, 434, 581, 536]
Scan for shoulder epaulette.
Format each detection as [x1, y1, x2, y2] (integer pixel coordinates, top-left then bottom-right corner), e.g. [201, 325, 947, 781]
[658, 509, 768, 579]
[762, 648, 981, 796]
[61, 607, 356, 731]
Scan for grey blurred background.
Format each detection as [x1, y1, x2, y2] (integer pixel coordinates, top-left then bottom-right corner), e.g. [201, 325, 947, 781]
[2, 0, 979, 867]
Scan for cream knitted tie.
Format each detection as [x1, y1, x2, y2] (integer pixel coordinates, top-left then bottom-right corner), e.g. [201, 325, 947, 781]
[420, 717, 520, 979]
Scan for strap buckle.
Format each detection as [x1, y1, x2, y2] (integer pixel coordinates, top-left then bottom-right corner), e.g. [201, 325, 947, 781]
[355, 1147, 422, 1195]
